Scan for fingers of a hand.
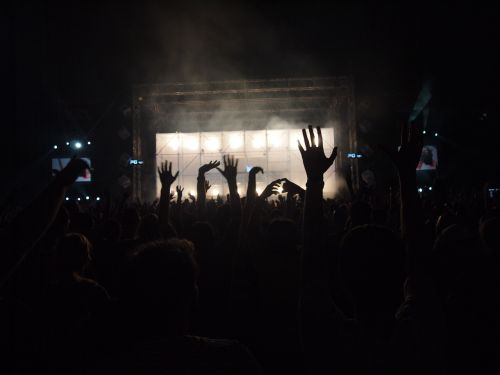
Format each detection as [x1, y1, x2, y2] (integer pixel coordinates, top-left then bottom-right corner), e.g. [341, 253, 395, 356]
[216, 167, 224, 176]
[317, 126, 324, 149]
[235, 158, 239, 169]
[302, 128, 311, 149]
[329, 146, 338, 162]
[298, 140, 305, 156]
[169, 162, 172, 173]
[174, 171, 179, 179]
[308, 125, 315, 147]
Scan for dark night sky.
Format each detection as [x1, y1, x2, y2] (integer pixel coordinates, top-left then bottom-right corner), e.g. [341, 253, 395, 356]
[2, 1, 499, 197]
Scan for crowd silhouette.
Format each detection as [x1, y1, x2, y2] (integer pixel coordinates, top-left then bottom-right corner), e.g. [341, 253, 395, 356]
[1, 123, 499, 374]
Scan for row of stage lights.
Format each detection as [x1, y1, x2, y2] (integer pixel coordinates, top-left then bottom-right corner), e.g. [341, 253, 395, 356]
[418, 187, 433, 193]
[53, 140, 92, 150]
[165, 133, 307, 153]
[65, 196, 101, 201]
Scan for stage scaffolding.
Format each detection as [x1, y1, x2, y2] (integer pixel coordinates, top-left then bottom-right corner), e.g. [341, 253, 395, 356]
[132, 77, 357, 202]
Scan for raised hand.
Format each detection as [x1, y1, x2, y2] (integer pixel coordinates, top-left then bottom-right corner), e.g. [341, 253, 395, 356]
[158, 161, 179, 189]
[204, 180, 211, 193]
[217, 155, 239, 190]
[298, 125, 337, 180]
[176, 185, 184, 204]
[282, 178, 305, 198]
[383, 121, 423, 175]
[249, 166, 264, 176]
[188, 192, 196, 203]
[260, 179, 284, 200]
[199, 160, 221, 175]
[56, 157, 90, 187]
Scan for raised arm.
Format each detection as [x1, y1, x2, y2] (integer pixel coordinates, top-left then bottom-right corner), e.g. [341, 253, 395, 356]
[158, 161, 179, 239]
[382, 121, 424, 260]
[217, 155, 241, 219]
[298, 126, 337, 287]
[0, 158, 89, 287]
[196, 160, 220, 218]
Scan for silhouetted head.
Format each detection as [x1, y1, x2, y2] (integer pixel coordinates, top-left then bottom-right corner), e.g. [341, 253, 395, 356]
[137, 213, 160, 241]
[432, 223, 479, 296]
[56, 233, 93, 276]
[339, 225, 404, 317]
[120, 239, 198, 334]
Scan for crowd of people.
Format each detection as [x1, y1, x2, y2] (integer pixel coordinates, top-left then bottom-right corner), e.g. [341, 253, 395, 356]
[1, 124, 499, 374]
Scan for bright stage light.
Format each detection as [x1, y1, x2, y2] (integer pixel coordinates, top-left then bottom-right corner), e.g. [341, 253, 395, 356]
[434, 132, 438, 137]
[422, 130, 426, 134]
[183, 135, 199, 151]
[85, 196, 90, 200]
[428, 187, 432, 191]
[66, 142, 70, 146]
[87, 141, 91, 145]
[77, 197, 81, 201]
[170, 138, 179, 151]
[75, 142, 82, 149]
[229, 135, 243, 150]
[205, 137, 220, 151]
[418, 188, 423, 193]
[268, 134, 282, 148]
[96, 197, 101, 201]
[65, 197, 69, 201]
[252, 136, 265, 150]
[53, 145, 58, 149]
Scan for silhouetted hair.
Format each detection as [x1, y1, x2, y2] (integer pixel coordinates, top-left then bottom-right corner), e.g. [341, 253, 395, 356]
[120, 239, 198, 313]
[56, 233, 93, 274]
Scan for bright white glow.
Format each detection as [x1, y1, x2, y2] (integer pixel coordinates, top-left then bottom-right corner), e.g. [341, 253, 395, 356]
[434, 132, 438, 137]
[65, 197, 69, 201]
[428, 187, 432, 191]
[156, 127, 336, 198]
[77, 197, 81, 201]
[87, 141, 91, 145]
[256, 188, 262, 195]
[96, 197, 101, 201]
[75, 142, 82, 149]
[85, 196, 90, 200]
[184, 136, 199, 151]
[418, 188, 423, 193]
[170, 138, 179, 151]
[268, 134, 282, 148]
[422, 130, 426, 134]
[205, 137, 220, 151]
[229, 135, 243, 150]
[252, 136, 265, 149]
[66, 142, 70, 146]
[53, 145, 58, 149]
